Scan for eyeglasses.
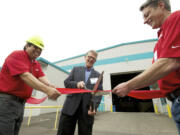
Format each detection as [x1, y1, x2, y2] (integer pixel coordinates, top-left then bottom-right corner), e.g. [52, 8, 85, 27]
[87, 55, 96, 61]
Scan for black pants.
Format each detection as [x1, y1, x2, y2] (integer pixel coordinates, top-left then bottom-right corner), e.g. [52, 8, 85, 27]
[0, 97, 25, 135]
[57, 103, 93, 135]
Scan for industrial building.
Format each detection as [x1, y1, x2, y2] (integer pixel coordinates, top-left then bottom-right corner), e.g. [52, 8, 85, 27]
[53, 38, 170, 114]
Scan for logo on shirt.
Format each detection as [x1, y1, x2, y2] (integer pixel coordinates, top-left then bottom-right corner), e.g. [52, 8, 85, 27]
[35, 69, 39, 71]
[172, 45, 180, 48]
[159, 33, 163, 39]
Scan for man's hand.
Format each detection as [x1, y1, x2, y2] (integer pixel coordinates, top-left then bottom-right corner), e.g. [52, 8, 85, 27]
[88, 106, 96, 116]
[77, 81, 85, 89]
[47, 88, 61, 100]
[112, 82, 131, 97]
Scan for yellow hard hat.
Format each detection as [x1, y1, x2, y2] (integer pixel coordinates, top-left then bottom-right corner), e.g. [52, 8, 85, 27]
[26, 35, 44, 49]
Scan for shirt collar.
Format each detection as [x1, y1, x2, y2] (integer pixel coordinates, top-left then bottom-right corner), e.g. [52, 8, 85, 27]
[157, 13, 171, 38]
[24, 50, 37, 64]
[85, 67, 93, 72]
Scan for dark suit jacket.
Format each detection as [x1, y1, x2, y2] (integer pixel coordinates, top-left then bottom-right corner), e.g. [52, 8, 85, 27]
[62, 66, 103, 124]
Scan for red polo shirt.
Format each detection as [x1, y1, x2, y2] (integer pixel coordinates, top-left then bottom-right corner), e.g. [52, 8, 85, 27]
[0, 50, 45, 99]
[153, 10, 180, 94]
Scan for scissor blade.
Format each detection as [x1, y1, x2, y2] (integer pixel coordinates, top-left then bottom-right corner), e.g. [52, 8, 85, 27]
[89, 71, 104, 111]
[93, 71, 104, 91]
[94, 91, 110, 96]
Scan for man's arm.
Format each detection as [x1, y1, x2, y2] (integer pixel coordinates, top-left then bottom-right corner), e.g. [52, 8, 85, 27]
[38, 76, 56, 88]
[64, 67, 81, 88]
[20, 72, 61, 100]
[113, 57, 180, 97]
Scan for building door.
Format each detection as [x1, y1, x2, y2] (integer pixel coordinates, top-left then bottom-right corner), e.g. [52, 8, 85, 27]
[111, 72, 154, 112]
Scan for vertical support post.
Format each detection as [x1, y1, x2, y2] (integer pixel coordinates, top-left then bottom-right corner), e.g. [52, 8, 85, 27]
[54, 107, 60, 130]
[166, 104, 172, 118]
[154, 104, 159, 114]
[27, 108, 32, 126]
[110, 104, 113, 112]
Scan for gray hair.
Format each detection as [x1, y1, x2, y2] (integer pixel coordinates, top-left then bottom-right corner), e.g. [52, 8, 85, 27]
[140, 0, 171, 11]
[85, 50, 98, 57]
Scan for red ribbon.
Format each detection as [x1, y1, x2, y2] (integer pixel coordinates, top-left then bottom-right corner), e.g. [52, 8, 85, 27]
[26, 96, 47, 104]
[127, 90, 165, 99]
[26, 88, 166, 104]
[56, 88, 96, 94]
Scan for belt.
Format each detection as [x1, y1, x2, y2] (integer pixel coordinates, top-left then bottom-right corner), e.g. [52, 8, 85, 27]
[0, 92, 26, 104]
[167, 88, 180, 101]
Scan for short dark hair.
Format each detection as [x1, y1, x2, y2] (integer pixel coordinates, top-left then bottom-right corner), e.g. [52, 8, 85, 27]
[140, 0, 171, 11]
[23, 43, 33, 50]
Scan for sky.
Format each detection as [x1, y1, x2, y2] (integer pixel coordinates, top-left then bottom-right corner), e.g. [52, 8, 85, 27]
[0, 0, 179, 66]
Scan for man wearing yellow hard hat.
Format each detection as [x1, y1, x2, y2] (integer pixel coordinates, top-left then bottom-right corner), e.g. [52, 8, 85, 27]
[0, 35, 61, 135]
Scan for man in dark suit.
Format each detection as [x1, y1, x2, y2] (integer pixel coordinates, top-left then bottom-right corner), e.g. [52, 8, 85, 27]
[57, 50, 103, 135]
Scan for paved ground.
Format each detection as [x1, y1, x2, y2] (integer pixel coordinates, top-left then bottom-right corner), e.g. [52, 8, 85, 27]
[19, 112, 178, 135]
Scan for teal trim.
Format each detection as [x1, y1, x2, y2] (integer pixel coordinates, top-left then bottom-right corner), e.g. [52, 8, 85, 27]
[53, 38, 157, 64]
[97, 39, 157, 52]
[37, 57, 69, 74]
[53, 54, 85, 64]
[60, 52, 153, 71]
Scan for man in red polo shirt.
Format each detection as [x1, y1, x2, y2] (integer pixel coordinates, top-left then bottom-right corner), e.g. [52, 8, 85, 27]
[112, 0, 180, 133]
[0, 35, 61, 135]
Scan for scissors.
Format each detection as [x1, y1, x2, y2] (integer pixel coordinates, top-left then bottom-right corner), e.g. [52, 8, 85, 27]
[85, 71, 110, 111]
